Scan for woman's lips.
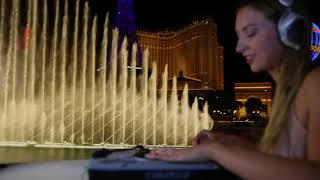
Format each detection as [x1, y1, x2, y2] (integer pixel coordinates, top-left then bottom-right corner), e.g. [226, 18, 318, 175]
[245, 55, 254, 64]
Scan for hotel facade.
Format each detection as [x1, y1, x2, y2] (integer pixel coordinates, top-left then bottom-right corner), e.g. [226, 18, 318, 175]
[136, 18, 224, 91]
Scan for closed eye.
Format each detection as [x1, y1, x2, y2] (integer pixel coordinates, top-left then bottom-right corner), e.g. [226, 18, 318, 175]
[242, 24, 259, 38]
[247, 31, 257, 38]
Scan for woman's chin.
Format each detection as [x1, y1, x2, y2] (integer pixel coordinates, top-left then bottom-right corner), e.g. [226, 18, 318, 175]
[249, 65, 262, 73]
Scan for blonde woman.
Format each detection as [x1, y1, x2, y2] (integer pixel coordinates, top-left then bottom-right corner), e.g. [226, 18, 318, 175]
[145, 0, 320, 179]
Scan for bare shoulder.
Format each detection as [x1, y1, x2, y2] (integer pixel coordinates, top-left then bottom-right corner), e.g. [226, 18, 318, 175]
[303, 67, 320, 160]
[301, 67, 320, 125]
[296, 67, 320, 128]
[303, 67, 320, 91]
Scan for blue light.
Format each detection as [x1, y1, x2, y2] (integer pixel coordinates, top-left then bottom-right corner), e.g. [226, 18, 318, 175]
[311, 22, 320, 62]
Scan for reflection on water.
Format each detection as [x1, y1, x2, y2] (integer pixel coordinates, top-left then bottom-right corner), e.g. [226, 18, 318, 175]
[0, 147, 96, 164]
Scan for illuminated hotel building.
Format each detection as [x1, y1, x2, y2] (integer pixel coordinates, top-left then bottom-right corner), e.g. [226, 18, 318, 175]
[136, 18, 224, 91]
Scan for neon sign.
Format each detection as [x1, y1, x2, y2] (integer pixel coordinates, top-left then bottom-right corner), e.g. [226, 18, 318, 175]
[311, 22, 320, 61]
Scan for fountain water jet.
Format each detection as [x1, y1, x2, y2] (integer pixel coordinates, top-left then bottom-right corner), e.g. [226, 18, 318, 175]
[0, 0, 213, 147]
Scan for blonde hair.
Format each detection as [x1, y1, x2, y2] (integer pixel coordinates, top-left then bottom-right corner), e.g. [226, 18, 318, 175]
[237, 0, 312, 153]
[259, 46, 311, 153]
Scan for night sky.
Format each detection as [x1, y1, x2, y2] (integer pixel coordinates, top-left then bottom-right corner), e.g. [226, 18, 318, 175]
[89, 0, 320, 93]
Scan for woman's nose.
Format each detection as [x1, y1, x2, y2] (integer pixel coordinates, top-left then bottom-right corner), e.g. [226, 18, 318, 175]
[236, 39, 244, 53]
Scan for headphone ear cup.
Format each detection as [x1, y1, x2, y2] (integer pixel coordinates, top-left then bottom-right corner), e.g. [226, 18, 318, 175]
[278, 11, 307, 50]
[279, 0, 294, 7]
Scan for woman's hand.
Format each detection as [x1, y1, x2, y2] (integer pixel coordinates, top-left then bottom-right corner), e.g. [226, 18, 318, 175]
[145, 144, 214, 163]
[192, 129, 215, 146]
[145, 130, 256, 163]
[193, 129, 256, 149]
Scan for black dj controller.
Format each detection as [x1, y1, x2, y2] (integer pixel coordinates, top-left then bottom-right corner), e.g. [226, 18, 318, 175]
[88, 146, 240, 180]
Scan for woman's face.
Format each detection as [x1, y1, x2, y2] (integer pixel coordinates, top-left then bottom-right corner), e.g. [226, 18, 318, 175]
[235, 6, 283, 73]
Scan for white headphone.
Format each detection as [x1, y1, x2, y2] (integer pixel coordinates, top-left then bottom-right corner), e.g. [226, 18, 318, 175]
[277, 0, 307, 50]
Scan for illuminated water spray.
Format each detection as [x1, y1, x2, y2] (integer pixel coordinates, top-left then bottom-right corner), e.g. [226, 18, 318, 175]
[0, 0, 213, 147]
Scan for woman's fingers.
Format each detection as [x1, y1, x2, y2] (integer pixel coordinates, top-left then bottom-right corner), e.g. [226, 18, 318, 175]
[145, 148, 188, 162]
[193, 129, 214, 146]
[145, 146, 213, 163]
[145, 148, 173, 159]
